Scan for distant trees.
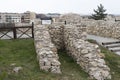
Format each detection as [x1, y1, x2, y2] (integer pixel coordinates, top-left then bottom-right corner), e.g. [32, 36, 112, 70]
[91, 4, 107, 20]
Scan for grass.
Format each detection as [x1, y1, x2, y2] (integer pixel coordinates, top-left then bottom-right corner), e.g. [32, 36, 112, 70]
[100, 47, 120, 80]
[0, 39, 89, 80]
[87, 39, 120, 80]
[0, 39, 120, 80]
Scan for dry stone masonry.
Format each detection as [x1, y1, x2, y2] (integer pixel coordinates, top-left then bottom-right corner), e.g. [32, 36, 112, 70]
[63, 25, 111, 80]
[47, 24, 64, 50]
[34, 25, 61, 73]
[85, 20, 120, 39]
[58, 13, 120, 40]
[59, 13, 82, 24]
[34, 21, 111, 79]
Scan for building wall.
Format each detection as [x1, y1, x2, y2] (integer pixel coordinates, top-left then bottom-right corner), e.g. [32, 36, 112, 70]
[22, 11, 36, 23]
[0, 13, 21, 23]
[0, 11, 36, 23]
[0, 13, 6, 23]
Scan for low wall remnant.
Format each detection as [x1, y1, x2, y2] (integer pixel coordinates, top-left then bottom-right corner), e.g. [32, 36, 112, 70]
[34, 25, 61, 73]
[64, 24, 111, 80]
[33, 23, 111, 80]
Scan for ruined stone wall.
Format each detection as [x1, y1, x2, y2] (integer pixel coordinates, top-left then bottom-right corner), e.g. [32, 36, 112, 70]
[63, 25, 111, 80]
[47, 23, 86, 50]
[47, 23, 65, 50]
[58, 13, 120, 39]
[34, 25, 61, 73]
[34, 23, 111, 79]
[84, 20, 120, 39]
[59, 13, 82, 25]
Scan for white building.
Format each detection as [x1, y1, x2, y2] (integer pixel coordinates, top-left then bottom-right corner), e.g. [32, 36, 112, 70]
[21, 11, 36, 23]
[0, 13, 21, 23]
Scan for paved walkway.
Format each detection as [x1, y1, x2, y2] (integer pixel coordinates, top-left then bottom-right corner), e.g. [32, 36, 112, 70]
[87, 35, 120, 55]
[87, 35, 119, 45]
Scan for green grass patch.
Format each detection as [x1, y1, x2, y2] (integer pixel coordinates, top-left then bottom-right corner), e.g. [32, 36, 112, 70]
[0, 39, 119, 80]
[100, 47, 120, 80]
[0, 39, 89, 80]
[87, 39, 120, 80]
[86, 39, 97, 44]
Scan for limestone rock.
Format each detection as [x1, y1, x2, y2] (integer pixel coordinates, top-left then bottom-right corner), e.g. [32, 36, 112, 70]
[34, 25, 61, 73]
[33, 22, 111, 79]
[13, 67, 22, 73]
[85, 20, 120, 39]
[64, 25, 111, 80]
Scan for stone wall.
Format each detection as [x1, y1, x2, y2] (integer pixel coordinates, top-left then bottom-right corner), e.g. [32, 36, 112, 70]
[34, 25, 61, 73]
[63, 24, 111, 80]
[47, 23, 65, 50]
[57, 13, 120, 39]
[59, 13, 82, 25]
[47, 23, 86, 50]
[85, 20, 120, 39]
[33, 23, 111, 80]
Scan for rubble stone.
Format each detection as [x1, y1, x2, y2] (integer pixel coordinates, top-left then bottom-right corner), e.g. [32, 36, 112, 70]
[34, 25, 61, 73]
[33, 22, 111, 79]
[84, 20, 120, 39]
[63, 25, 111, 80]
[13, 67, 22, 73]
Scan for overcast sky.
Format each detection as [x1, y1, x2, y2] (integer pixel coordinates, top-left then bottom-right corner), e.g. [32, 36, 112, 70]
[0, 0, 120, 14]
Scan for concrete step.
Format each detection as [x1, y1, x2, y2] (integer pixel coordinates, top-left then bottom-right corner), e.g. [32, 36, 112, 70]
[102, 41, 120, 55]
[115, 52, 120, 55]
[111, 49, 120, 52]
[105, 43, 120, 48]
[102, 41, 120, 53]
[110, 49, 120, 52]
[87, 35, 120, 56]
[108, 47, 120, 50]
[102, 41, 120, 45]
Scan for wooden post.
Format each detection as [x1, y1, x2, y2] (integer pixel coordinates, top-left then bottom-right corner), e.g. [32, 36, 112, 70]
[13, 27, 17, 39]
[65, 21, 66, 25]
[31, 22, 34, 38]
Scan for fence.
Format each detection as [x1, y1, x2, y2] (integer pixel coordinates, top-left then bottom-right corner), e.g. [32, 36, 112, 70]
[0, 23, 34, 39]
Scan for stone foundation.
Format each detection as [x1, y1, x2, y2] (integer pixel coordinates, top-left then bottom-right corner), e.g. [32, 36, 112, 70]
[33, 23, 111, 80]
[47, 24, 65, 50]
[85, 20, 120, 39]
[34, 25, 61, 73]
[63, 25, 111, 80]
